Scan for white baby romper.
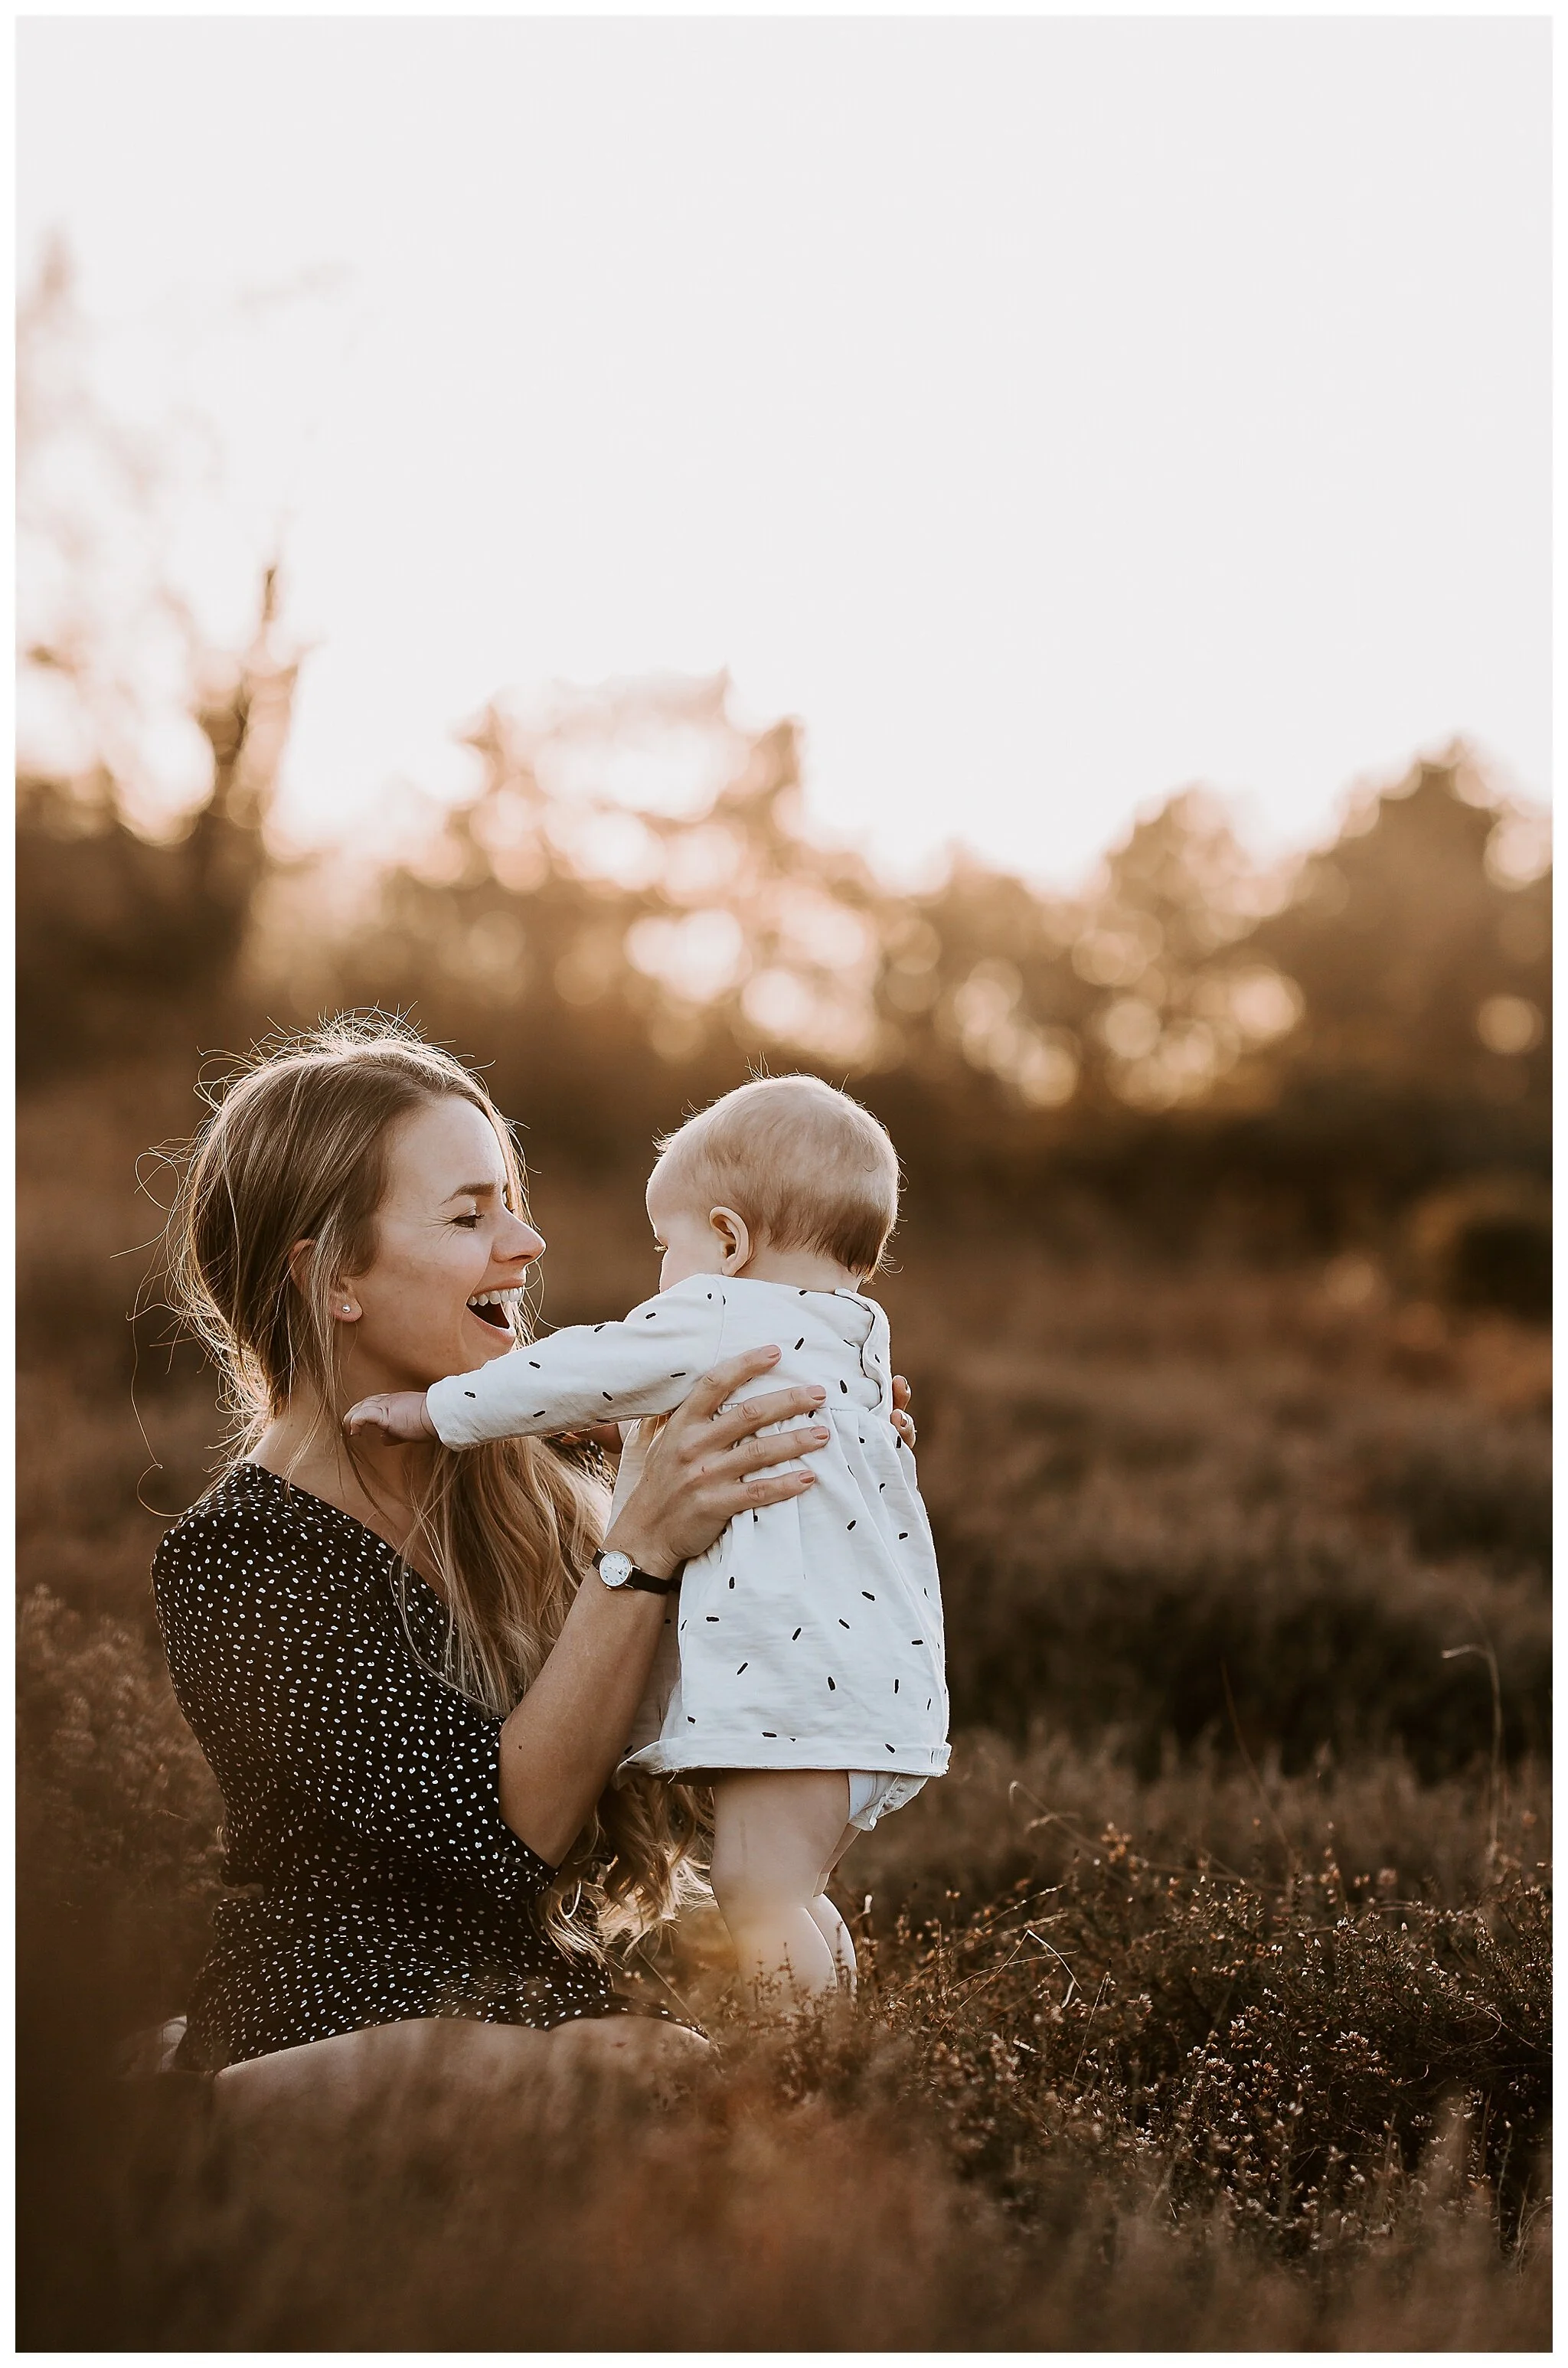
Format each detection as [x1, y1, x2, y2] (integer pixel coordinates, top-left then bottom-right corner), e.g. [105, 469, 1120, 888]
[426, 1273, 950, 1798]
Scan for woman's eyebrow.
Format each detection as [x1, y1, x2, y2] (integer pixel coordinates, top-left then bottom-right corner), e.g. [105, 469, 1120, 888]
[444, 1180, 501, 1202]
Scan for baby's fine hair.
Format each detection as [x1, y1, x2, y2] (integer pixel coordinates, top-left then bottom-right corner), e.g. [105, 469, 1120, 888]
[653, 1074, 901, 1278]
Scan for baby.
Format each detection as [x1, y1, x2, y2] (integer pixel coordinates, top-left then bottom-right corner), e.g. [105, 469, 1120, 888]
[346, 1075, 949, 2010]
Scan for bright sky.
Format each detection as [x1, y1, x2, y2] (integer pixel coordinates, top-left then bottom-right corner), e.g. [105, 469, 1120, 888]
[17, 15, 1550, 889]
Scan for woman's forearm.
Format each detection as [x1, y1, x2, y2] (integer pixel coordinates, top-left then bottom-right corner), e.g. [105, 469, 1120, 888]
[495, 1558, 670, 1865]
[495, 1350, 829, 1864]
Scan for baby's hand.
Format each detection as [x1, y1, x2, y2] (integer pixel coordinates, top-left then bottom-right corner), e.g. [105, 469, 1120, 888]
[344, 1390, 437, 1445]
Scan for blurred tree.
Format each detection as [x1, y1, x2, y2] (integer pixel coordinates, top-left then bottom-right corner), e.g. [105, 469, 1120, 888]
[1239, 751, 1550, 1226]
[16, 249, 1547, 1271]
[18, 573, 296, 1081]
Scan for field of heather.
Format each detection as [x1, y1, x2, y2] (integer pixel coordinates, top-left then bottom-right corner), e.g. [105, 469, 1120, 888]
[18, 1073, 1550, 2346]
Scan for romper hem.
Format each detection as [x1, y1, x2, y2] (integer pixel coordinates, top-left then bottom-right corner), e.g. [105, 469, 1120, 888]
[620, 1739, 951, 1781]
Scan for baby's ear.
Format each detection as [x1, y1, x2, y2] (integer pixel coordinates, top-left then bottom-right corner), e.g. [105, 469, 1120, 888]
[708, 1205, 753, 1273]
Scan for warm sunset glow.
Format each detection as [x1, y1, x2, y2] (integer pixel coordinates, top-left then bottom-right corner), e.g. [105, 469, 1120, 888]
[17, 17, 1548, 888]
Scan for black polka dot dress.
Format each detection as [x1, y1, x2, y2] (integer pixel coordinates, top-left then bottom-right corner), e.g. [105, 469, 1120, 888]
[152, 1461, 621, 2069]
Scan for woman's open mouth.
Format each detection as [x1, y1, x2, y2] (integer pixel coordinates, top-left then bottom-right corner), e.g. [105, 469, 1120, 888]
[466, 1288, 522, 1334]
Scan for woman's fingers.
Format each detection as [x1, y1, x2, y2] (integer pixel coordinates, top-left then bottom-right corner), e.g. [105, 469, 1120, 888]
[676, 1345, 786, 1425]
[718, 1422, 828, 1475]
[733, 1466, 818, 1510]
[704, 1383, 826, 1452]
[890, 1371, 916, 1449]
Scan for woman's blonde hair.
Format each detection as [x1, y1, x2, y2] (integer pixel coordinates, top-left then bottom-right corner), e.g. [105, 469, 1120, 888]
[164, 1014, 706, 1954]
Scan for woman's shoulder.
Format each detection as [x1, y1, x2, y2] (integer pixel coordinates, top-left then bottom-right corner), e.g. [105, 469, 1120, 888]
[152, 1461, 386, 1596]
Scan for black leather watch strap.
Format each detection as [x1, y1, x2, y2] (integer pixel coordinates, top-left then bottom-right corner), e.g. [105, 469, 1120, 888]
[593, 1548, 682, 1596]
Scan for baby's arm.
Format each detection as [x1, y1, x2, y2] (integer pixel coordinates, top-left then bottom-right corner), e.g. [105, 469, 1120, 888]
[345, 1279, 729, 1450]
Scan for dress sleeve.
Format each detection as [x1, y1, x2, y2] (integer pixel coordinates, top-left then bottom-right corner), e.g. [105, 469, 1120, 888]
[155, 1508, 554, 1903]
[426, 1275, 730, 1449]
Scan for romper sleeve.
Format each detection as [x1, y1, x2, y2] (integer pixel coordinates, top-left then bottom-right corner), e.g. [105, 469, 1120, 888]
[426, 1273, 731, 1449]
[154, 1498, 554, 1902]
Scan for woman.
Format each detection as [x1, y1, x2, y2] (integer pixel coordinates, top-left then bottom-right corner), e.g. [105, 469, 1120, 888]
[154, 1018, 915, 2108]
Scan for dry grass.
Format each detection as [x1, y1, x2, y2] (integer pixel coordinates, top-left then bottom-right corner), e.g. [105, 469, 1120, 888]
[15, 1082, 1551, 2348]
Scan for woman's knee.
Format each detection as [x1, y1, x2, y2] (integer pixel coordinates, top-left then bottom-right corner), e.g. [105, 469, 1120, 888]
[213, 2016, 554, 2134]
[544, 2014, 710, 2079]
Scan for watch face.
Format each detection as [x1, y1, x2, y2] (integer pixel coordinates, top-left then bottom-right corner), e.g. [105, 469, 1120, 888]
[598, 1550, 633, 1589]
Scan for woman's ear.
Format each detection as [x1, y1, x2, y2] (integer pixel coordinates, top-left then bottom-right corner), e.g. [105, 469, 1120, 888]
[289, 1237, 360, 1321]
[707, 1207, 753, 1276]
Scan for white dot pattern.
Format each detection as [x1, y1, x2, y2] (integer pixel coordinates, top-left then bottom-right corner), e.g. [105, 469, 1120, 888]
[152, 1462, 620, 2067]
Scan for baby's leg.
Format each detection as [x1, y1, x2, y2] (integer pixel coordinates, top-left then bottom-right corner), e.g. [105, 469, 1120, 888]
[806, 1814, 864, 1990]
[709, 1772, 856, 2014]
[806, 1888, 858, 1991]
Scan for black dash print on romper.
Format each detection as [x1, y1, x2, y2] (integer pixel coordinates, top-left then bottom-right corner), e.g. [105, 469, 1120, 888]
[602, 1392, 613, 1400]
[593, 1324, 606, 1332]
[899, 1532, 908, 1540]
[533, 1412, 547, 1419]
[846, 1520, 856, 1531]
[465, 1390, 475, 1397]
[736, 1663, 748, 1675]
[645, 1310, 656, 1318]
[728, 1576, 735, 1589]
[827, 1676, 836, 1690]
[911, 1638, 923, 1645]
[763, 1731, 776, 1738]
[792, 1628, 802, 1641]
[862, 1591, 876, 1600]
[839, 1380, 848, 1393]
[795, 1338, 805, 1350]
[705, 1615, 720, 1622]
[886, 1743, 896, 1752]
[670, 1372, 688, 1378]
[529, 1358, 541, 1367]
[838, 1618, 850, 1629]
[893, 1678, 900, 1692]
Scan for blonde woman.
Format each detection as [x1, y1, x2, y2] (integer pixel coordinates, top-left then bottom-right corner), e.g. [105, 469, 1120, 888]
[153, 1019, 914, 2111]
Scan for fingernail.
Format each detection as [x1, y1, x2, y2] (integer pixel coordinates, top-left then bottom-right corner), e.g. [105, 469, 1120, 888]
[809, 1387, 826, 1403]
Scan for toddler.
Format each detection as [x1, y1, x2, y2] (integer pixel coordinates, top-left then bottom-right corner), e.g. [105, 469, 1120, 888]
[346, 1076, 949, 2009]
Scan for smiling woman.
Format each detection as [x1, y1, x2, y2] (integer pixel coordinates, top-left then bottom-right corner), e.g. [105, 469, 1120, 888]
[152, 1016, 834, 2102]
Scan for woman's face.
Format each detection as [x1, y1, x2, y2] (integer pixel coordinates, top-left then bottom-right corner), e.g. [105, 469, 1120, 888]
[340, 1095, 544, 1396]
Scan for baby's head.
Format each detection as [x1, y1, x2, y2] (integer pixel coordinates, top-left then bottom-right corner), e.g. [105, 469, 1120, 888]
[647, 1076, 900, 1292]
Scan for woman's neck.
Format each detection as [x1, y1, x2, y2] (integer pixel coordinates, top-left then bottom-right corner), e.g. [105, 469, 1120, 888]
[250, 1392, 437, 1569]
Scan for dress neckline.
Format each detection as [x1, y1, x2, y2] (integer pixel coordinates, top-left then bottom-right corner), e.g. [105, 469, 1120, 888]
[237, 1459, 448, 1605]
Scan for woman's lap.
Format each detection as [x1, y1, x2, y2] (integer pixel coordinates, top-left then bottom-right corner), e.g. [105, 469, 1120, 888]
[214, 2010, 710, 2134]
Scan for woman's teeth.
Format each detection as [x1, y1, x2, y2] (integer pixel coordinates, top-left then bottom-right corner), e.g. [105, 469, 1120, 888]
[466, 1288, 522, 1328]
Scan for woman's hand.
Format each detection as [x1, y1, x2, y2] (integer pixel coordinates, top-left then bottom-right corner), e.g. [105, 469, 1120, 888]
[891, 1373, 916, 1450]
[602, 1346, 829, 1579]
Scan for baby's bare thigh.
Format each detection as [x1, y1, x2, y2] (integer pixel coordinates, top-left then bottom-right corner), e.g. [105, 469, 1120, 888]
[710, 1769, 854, 1888]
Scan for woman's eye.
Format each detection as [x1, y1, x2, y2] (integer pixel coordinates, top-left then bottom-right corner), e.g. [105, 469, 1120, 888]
[454, 1213, 482, 1230]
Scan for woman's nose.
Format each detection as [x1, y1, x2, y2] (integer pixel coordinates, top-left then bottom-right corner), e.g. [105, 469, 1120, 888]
[498, 1210, 546, 1266]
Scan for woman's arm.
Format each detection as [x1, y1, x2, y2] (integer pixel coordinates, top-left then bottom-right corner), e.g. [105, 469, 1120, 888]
[495, 1345, 827, 1863]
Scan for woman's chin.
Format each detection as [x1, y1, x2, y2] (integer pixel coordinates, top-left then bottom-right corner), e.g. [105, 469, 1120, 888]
[462, 1306, 518, 1359]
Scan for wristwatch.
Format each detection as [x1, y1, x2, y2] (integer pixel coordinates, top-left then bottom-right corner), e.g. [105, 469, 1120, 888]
[593, 1547, 681, 1596]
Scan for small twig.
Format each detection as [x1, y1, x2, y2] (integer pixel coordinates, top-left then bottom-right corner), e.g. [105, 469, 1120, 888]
[1442, 1629, 1504, 1877]
[1220, 1661, 1300, 1881]
[1070, 1971, 1112, 2085]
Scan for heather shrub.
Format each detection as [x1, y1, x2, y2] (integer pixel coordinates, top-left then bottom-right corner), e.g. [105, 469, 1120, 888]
[15, 1075, 1550, 2350]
